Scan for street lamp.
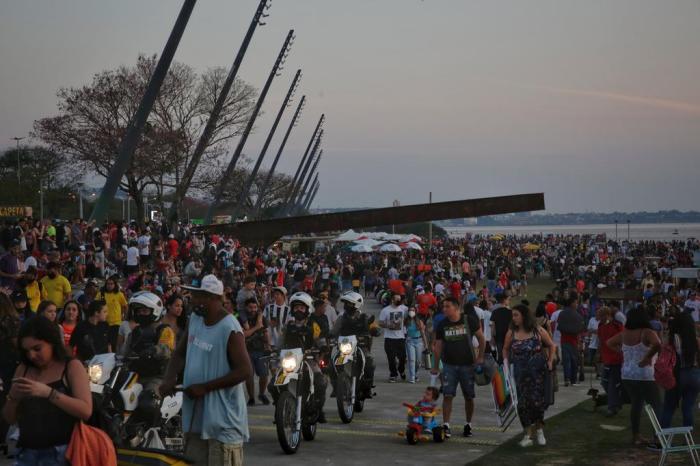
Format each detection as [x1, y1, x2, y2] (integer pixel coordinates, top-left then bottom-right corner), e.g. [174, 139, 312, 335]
[11, 136, 24, 185]
[627, 220, 631, 242]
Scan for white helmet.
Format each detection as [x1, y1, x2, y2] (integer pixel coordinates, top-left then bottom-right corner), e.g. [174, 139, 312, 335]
[340, 291, 364, 312]
[129, 291, 164, 323]
[289, 291, 314, 315]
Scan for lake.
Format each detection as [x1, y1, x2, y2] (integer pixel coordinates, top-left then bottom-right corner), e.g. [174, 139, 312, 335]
[443, 223, 700, 241]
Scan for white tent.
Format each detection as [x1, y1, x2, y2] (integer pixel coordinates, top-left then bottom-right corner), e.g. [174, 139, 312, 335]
[379, 233, 403, 241]
[400, 241, 423, 251]
[399, 234, 423, 243]
[379, 243, 402, 252]
[334, 229, 362, 242]
[353, 238, 384, 247]
[350, 243, 374, 253]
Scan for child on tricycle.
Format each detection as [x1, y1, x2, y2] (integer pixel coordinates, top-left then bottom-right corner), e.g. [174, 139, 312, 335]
[403, 387, 445, 444]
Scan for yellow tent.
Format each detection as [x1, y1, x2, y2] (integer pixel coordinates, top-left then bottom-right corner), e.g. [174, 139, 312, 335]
[490, 234, 504, 241]
[522, 243, 541, 251]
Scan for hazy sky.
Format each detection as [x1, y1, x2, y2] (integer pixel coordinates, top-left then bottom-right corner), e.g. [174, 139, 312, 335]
[1, 0, 699, 213]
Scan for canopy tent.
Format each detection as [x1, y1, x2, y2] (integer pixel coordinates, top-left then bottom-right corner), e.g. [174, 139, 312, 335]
[379, 243, 402, 252]
[350, 243, 374, 253]
[522, 243, 541, 251]
[353, 238, 385, 247]
[334, 229, 363, 242]
[400, 241, 423, 251]
[399, 234, 423, 243]
[490, 234, 505, 241]
[671, 268, 699, 280]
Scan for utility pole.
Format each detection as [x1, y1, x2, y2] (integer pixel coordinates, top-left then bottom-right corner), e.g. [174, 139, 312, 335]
[231, 68, 301, 220]
[11, 137, 24, 185]
[293, 149, 322, 215]
[252, 94, 306, 217]
[90, 0, 197, 224]
[299, 173, 318, 213]
[281, 114, 325, 209]
[205, 29, 295, 224]
[283, 130, 322, 215]
[169, 0, 271, 226]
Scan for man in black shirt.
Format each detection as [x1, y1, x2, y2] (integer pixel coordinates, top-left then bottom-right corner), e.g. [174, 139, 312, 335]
[489, 293, 512, 363]
[431, 297, 485, 439]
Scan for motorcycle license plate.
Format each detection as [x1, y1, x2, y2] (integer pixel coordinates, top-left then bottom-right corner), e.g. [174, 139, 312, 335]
[337, 355, 345, 364]
[165, 438, 183, 446]
[275, 372, 287, 385]
[90, 383, 104, 394]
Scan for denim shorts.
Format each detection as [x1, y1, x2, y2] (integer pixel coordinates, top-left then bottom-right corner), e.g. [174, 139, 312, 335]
[249, 350, 269, 377]
[442, 363, 475, 399]
[16, 445, 68, 466]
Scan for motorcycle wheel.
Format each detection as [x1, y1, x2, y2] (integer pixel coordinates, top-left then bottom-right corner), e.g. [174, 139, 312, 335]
[433, 426, 445, 443]
[336, 373, 354, 424]
[301, 422, 317, 441]
[275, 391, 301, 454]
[406, 428, 419, 445]
[354, 399, 364, 413]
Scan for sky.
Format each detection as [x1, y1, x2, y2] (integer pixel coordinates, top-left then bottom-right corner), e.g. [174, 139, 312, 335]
[1, 0, 699, 213]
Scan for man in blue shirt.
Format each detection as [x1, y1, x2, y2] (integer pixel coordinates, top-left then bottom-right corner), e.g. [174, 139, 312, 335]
[161, 274, 252, 466]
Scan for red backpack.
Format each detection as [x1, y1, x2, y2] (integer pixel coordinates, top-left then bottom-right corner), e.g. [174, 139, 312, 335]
[654, 344, 677, 390]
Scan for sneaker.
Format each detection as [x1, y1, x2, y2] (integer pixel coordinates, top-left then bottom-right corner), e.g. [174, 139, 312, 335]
[409, 379, 416, 384]
[571, 382, 579, 387]
[519, 435, 533, 447]
[400, 372, 407, 381]
[646, 442, 662, 452]
[463, 424, 473, 437]
[443, 423, 451, 439]
[388, 377, 397, 383]
[247, 398, 255, 406]
[415, 377, 420, 383]
[318, 412, 327, 424]
[564, 382, 570, 387]
[259, 394, 270, 405]
[535, 429, 546, 446]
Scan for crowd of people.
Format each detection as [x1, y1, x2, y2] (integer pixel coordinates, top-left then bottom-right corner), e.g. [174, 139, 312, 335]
[0, 216, 698, 464]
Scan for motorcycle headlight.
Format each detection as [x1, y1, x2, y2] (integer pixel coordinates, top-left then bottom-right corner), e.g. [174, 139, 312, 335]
[339, 342, 353, 355]
[281, 356, 297, 373]
[88, 364, 103, 384]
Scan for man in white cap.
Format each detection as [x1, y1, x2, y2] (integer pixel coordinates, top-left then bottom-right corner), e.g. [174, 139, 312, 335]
[161, 274, 252, 466]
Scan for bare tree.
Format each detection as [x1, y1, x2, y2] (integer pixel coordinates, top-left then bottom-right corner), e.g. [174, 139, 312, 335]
[33, 55, 257, 222]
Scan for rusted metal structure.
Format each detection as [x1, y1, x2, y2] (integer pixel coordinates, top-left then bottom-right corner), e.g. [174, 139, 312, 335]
[203, 193, 545, 245]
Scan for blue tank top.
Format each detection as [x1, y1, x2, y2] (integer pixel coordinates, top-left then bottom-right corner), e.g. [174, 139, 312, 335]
[183, 313, 249, 444]
[406, 319, 422, 339]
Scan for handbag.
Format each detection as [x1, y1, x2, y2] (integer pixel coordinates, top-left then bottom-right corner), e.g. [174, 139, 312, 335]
[463, 314, 495, 386]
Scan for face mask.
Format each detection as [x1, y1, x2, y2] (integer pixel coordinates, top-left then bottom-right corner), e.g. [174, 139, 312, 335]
[408, 310, 416, 318]
[134, 314, 153, 326]
[293, 311, 307, 321]
[393, 298, 401, 305]
[343, 303, 356, 315]
[192, 304, 208, 317]
[48, 272, 57, 279]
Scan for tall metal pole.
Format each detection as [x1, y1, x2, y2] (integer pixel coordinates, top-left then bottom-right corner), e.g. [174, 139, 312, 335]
[428, 191, 433, 248]
[79, 192, 84, 219]
[627, 220, 630, 242]
[205, 29, 295, 224]
[90, 0, 197, 225]
[282, 114, 324, 207]
[231, 69, 302, 219]
[252, 94, 306, 217]
[293, 149, 322, 214]
[283, 130, 321, 215]
[299, 173, 318, 213]
[11, 137, 24, 185]
[169, 0, 271, 225]
[306, 180, 320, 211]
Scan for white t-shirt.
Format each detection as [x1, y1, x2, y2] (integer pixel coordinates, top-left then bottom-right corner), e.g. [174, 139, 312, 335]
[472, 306, 485, 347]
[684, 299, 700, 322]
[321, 266, 330, 280]
[551, 309, 562, 345]
[126, 246, 140, 266]
[435, 283, 445, 296]
[23, 255, 37, 271]
[137, 234, 150, 256]
[587, 317, 599, 349]
[480, 307, 492, 342]
[379, 304, 407, 339]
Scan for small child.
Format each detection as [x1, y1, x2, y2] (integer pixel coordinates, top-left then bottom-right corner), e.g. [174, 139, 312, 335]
[413, 387, 440, 433]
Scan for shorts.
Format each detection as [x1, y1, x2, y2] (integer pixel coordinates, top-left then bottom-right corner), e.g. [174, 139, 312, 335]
[185, 434, 243, 466]
[249, 350, 269, 377]
[442, 363, 475, 399]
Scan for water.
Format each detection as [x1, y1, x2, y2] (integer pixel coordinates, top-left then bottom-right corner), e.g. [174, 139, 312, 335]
[444, 223, 700, 241]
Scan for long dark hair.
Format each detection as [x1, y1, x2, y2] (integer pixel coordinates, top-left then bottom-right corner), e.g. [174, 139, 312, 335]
[625, 305, 652, 330]
[102, 274, 120, 294]
[59, 300, 83, 324]
[511, 304, 537, 333]
[0, 293, 17, 319]
[670, 313, 698, 367]
[18, 316, 70, 367]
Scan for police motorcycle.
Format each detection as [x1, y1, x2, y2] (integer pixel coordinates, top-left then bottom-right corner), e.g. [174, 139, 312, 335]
[331, 291, 380, 424]
[269, 292, 326, 455]
[87, 292, 184, 451]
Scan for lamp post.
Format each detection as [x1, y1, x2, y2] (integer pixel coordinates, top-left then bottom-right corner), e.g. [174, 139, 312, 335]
[615, 220, 618, 242]
[627, 220, 631, 242]
[11, 136, 24, 185]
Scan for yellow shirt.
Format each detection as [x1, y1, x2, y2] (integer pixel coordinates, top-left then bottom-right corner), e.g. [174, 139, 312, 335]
[40, 275, 72, 308]
[98, 291, 128, 326]
[25, 281, 42, 312]
[159, 326, 176, 351]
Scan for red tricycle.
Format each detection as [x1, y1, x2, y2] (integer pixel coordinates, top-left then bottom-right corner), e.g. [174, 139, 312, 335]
[402, 402, 446, 445]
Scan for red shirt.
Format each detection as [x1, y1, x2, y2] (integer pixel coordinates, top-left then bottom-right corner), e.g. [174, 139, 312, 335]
[167, 239, 179, 258]
[545, 302, 557, 316]
[450, 282, 462, 299]
[416, 293, 437, 316]
[598, 321, 624, 365]
[388, 279, 406, 296]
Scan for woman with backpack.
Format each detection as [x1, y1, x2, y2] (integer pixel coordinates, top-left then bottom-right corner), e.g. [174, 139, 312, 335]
[659, 312, 700, 428]
[606, 305, 661, 446]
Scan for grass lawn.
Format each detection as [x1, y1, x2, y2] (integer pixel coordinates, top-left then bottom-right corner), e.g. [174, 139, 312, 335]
[469, 399, 700, 466]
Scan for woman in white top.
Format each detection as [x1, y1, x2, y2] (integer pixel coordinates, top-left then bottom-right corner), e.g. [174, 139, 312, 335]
[607, 305, 661, 446]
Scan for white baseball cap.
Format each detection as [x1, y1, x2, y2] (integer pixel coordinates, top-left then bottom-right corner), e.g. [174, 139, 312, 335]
[183, 274, 224, 296]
